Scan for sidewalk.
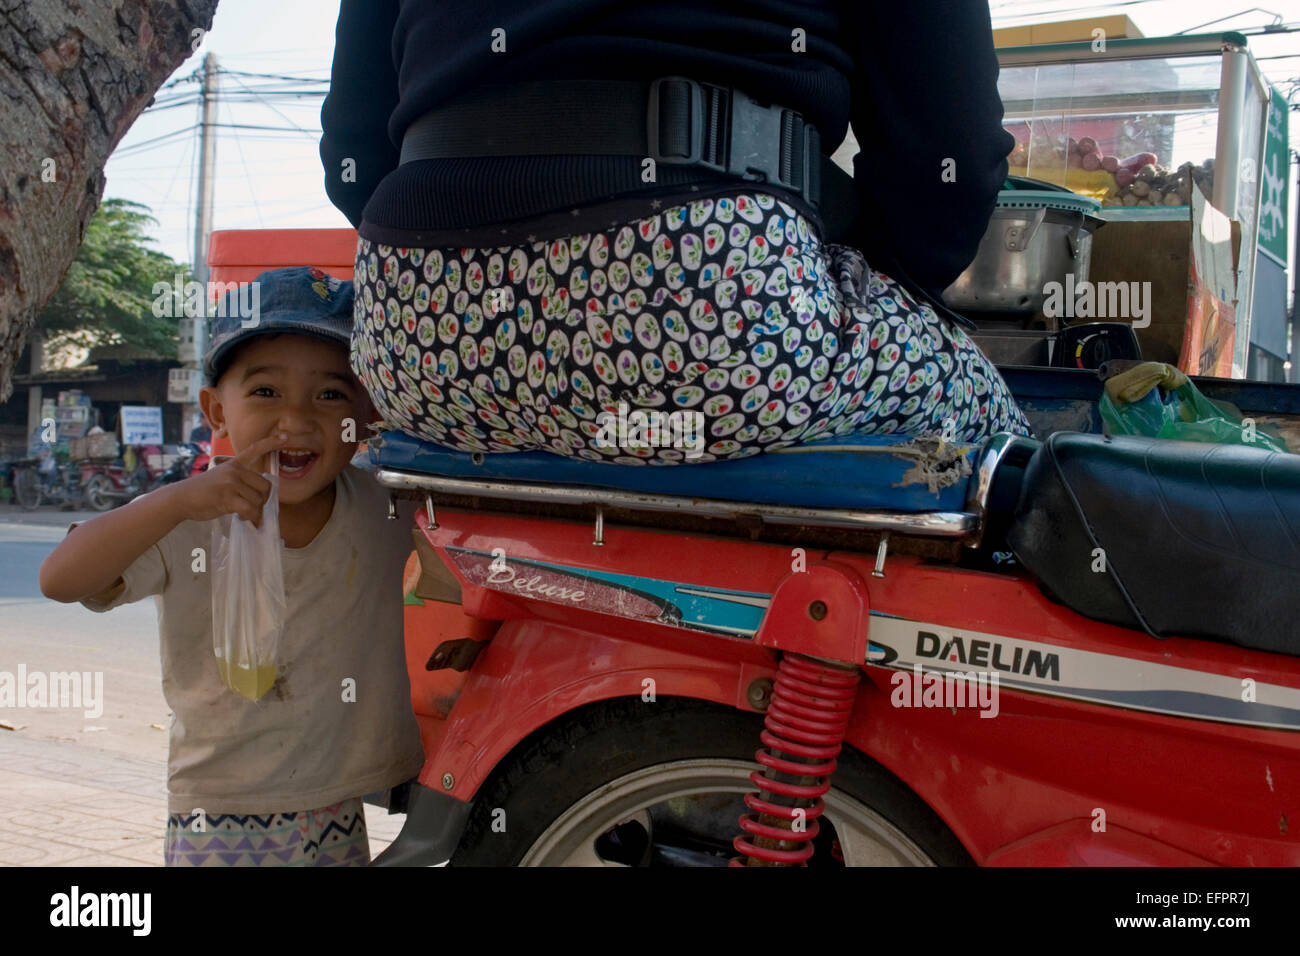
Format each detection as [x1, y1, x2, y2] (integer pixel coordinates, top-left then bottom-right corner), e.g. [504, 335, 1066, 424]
[0, 504, 100, 527]
[0, 732, 405, 866]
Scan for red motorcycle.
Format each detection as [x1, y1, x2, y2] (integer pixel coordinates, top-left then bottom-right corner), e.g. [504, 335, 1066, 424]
[82, 444, 206, 511]
[364, 368, 1300, 868]
[189, 440, 212, 477]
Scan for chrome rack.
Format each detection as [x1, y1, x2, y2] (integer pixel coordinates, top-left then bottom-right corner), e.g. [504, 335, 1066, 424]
[375, 468, 977, 538]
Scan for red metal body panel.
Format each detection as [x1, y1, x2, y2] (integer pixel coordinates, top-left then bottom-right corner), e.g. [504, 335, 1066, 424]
[983, 821, 1217, 866]
[416, 617, 779, 800]
[407, 506, 1300, 865]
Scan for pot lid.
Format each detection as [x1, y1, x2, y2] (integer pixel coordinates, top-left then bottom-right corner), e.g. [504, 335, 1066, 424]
[996, 189, 1102, 216]
[1003, 174, 1073, 193]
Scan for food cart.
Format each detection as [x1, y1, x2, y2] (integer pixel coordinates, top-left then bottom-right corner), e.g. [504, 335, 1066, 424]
[969, 30, 1289, 380]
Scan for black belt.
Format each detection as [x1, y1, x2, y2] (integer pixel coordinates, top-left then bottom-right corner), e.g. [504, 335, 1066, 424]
[399, 76, 856, 225]
[396, 77, 980, 332]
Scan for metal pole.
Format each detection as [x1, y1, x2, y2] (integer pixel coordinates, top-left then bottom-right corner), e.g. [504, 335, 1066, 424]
[193, 53, 217, 287]
[1212, 44, 1247, 218]
[185, 52, 218, 440]
[25, 333, 43, 449]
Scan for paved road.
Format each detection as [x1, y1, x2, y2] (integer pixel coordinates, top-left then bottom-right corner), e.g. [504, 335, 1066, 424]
[0, 504, 404, 865]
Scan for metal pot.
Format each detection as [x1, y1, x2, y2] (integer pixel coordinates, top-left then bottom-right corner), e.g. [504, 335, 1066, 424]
[943, 193, 1105, 314]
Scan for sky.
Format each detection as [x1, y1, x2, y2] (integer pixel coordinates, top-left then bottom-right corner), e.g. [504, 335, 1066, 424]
[102, 0, 1300, 270]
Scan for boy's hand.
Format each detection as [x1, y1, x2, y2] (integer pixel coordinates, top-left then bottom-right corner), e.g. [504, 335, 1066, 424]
[40, 431, 288, 605]
[174, 433, 287, 527]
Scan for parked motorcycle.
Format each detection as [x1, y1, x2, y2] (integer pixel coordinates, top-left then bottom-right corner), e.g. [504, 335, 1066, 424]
[361, 386, 1300, 868]
[154, 442, 206, 486]
[188, 440, 212, 477]
[82, 444, 203, 511]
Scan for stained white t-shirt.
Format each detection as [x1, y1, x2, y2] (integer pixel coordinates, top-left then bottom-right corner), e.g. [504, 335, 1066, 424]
[82, 464, 425, 815]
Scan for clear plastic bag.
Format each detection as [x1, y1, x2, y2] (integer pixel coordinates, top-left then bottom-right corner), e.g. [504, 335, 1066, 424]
[211, 462, 285, 701]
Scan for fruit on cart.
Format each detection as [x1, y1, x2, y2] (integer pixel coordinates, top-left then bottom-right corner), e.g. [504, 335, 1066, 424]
[1118, 152, 1159, 173]
[1004, 133, 1215, 208]
[1106, 160, 1210, 207]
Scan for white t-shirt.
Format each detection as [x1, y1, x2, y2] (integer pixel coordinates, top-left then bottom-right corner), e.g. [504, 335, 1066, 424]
[82, 464, 426, 814]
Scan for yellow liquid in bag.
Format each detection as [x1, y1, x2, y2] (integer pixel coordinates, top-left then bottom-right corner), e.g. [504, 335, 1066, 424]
[216, 658, 278, 701]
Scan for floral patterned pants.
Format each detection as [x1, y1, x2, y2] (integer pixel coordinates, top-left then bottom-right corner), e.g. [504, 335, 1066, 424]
[351, 192, 1031, 464]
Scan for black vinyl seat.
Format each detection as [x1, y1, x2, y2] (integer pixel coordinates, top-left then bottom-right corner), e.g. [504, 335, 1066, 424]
[1007, 431, 1300, 655]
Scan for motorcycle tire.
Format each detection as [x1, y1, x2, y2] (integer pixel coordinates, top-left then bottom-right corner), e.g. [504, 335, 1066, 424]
[12, 467, 42, 510]
[449, 695, 972, 867]
[83, 474, 116, 512]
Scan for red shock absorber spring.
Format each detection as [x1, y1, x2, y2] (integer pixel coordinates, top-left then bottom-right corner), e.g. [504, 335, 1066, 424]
[732, 653, 861, 866]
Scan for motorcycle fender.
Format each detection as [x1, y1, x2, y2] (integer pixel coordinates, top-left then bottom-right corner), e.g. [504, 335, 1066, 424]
[417, 618, 778, 802]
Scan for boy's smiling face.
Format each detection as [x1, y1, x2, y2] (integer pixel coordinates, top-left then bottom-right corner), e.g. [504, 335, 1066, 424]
[200, 334, 372, 507]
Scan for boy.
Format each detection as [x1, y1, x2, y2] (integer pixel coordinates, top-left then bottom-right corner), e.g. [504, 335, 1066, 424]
[39, 266, 425, 866]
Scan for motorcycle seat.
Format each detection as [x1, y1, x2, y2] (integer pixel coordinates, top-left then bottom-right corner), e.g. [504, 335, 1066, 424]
[369, 430, 983, 514]
[1007, 431, 1300, 655]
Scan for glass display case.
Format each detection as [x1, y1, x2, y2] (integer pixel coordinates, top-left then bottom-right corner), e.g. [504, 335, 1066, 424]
[994, 33, 1277, 375]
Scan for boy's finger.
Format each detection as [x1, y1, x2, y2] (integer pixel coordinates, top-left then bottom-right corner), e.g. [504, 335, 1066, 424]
[232, 433, 288, 471]
[233, 468, 272, 499]
[230, 490, 264, 526]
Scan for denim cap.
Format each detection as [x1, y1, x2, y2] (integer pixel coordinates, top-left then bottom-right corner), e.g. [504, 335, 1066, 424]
[203, 266, 354, 382]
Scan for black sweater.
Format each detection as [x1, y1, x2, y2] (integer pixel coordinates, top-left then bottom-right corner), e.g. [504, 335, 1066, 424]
[320, 0, 1012, 301]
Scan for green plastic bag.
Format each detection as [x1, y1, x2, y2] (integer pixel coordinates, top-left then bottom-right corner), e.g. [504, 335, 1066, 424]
[1100, 368, 1288, 452]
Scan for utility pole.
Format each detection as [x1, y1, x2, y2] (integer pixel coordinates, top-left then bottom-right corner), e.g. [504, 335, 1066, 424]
[180, 52, 218, 440]
[193, 53, 217, 287]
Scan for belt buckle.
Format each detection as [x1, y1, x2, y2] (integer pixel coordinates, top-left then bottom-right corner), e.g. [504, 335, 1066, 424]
[647, 76, 722, 171]
[646, 76, 814, 204]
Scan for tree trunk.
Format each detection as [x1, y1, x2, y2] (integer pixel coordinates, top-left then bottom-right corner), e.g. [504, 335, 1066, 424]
[0, 0, 219, 401]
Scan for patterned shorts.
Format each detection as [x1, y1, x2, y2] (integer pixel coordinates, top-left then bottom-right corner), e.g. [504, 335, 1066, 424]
[164, 798, 369, 867]
[351, 192, 1032, 464]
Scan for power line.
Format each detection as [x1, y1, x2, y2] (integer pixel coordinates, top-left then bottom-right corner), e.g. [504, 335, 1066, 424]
[159, 70, 202, 90]
[212, 122, 321, 135]
[226, 72, 314, 135]
[111, 125, 198, 157]
[217, 68, 330, 85]
[223, 96, 265, 229]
